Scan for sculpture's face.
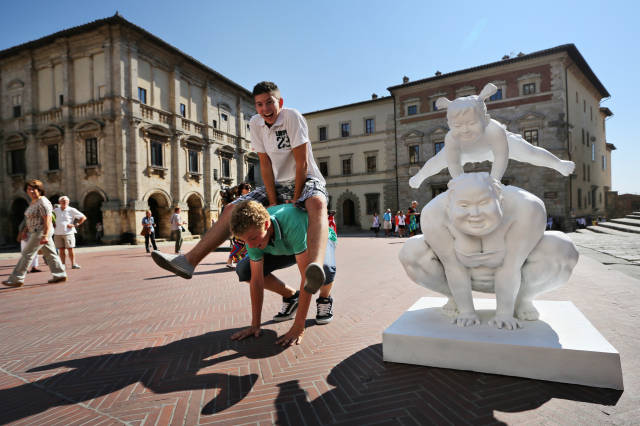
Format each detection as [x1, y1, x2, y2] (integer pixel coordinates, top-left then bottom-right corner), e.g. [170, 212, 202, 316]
[448, 108, 485, 143]
[449, 184, 502, 236]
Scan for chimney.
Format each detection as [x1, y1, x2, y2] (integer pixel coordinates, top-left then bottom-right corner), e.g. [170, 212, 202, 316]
[435, 70, 442, 76]
[502, 54, 510, 60]
[402, 76, 410, 84]
[372, 93, 378, 100]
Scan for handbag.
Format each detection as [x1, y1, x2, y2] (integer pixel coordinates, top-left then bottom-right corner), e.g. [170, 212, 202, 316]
[180, 226, 186, 232]
[140, 227, 150, 236]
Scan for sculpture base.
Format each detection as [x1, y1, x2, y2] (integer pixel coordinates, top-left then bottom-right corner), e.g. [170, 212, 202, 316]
[382, 297, 623, 389]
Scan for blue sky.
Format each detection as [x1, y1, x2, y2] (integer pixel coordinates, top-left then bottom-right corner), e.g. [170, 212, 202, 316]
[1, 0, 637, 193]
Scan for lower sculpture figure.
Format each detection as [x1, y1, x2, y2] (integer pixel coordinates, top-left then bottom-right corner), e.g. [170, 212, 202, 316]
[399, 172, 579, 330]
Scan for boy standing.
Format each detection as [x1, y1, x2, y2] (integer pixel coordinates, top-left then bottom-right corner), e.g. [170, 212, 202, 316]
[152, 82, 329, 295]
[229, 201, 337, 346]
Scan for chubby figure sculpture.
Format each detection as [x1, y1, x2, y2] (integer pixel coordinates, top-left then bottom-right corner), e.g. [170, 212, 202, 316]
[408, 83, 575, 189]
[399, 172, 579, 330]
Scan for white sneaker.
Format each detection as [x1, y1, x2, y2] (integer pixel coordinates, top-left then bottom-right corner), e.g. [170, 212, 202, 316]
[72, 264, 81, 269]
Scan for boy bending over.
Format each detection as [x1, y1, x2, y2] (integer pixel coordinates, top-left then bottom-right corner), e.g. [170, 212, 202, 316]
[229, 201, 337, 346]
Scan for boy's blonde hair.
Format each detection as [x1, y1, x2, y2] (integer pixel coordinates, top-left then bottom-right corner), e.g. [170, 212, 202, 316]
[230, 200, 270, 237]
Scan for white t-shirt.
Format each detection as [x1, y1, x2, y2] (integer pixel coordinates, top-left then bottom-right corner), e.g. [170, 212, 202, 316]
[249, 108, 325, 185]
[170, 213, 182, 231]
[53, 206, 85, 235]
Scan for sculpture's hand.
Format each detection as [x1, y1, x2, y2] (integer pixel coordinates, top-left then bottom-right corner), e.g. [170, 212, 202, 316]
[451, 311, 480, 327]
[409, 173, 424, 189]
[488, 314, 522, 330]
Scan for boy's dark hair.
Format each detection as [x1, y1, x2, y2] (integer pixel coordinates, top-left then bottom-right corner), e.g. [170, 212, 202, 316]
[252, 81, 280, 98]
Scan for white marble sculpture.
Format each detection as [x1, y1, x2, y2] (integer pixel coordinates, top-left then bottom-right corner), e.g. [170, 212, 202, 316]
[408, 83, 575, 189]
[400, 84, 579, 330]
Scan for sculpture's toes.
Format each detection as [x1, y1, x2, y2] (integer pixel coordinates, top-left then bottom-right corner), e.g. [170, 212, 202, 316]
[515, 300, 539, 321]
[442, 298, 459, 318]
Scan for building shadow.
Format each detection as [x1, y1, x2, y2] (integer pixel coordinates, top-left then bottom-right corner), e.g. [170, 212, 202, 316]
[274, 344, 622, 425]
[0, 328, 286, 423]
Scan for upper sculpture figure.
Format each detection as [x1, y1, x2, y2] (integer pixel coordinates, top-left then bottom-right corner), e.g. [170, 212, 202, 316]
[409, 83, 575, 189]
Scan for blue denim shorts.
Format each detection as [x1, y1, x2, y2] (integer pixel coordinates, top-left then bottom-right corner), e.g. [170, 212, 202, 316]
[236, 238, 336, 285]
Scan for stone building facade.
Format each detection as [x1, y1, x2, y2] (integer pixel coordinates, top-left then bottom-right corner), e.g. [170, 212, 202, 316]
[305, 95, 394, 229]
[0, 15, 259, 244]
[305, 44, 613, 231]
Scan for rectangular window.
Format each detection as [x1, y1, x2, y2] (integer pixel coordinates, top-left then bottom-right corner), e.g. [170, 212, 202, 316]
[138, 87, 147, 104]
[48, 144, 59, 170]
[366, 155, 377, 173]
[432, 100, 438, 111]
[221, 157, 230, 177]
[584, 100, 586, 113]
[522, 83, 536, 95]
[409, 145, 420, 164]
[365, 193, 380, 215]
[188, 150, 198, 173]
[342, 158, 351, 175]
[434, 141, 444, 155]
[577, 188, 582, 208]
[591, 144, 595, 162]
[582, 164, 586, 181]
[587, 165, 591, 182]
[13, 105, 21, 118]
[212, 119, 217, 129]
[180, 103, 186, 118]
[341, 122, 350, 137]
[8, 149, 26, 174]
[319, 161, 328, 177]
[319, 126, 327, 141]
[59, 94, 64, 106]
[602, 155, 606, 170]
[523, 129, 539, 146]
[407, 105, 418, 115]
[576, 91, 578, 103]
[86, 138, 98, 166]
[489, 88, 503, 101]
[365, 118, 375, 135]
[582, 129, 585, 145]
[590, 106, 593, 121]
[586, 131, 590, 147]
[221, 113, 228, 122]
[12, 94, 22, 118]
[151, 141, 163, 166]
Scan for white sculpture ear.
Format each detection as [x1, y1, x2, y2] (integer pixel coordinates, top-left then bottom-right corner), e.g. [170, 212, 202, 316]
[479, 83, 498, 101]
[435, 97, 451, 110]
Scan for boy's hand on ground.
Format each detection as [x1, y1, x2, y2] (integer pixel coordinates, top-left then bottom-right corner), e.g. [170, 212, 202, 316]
[230, 326, 261, 341]
[276, 325, 305, 346]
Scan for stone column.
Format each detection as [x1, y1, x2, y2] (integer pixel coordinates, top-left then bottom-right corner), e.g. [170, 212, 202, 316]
[171, 130, 184, 205]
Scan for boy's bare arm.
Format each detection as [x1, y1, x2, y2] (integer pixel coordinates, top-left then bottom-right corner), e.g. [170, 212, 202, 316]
[276, 251, 313, 346]
[258, 153, 278, 206]
[445, 140, 464, 178]
[291, 144, 309, 202]
[231, 259, 265, 340]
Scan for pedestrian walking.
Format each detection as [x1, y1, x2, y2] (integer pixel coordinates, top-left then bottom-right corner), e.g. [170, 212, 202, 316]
[170, 207, 186, 254]
[141, 210, 158, 253]
[371, 212, 380, 236]
[2, 179, 67, 287]
[383, 209, 392, 237]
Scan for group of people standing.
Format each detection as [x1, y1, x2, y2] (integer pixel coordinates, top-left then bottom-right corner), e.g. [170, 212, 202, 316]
[3, 179, 86, 288]
[371, 201, 421, 237]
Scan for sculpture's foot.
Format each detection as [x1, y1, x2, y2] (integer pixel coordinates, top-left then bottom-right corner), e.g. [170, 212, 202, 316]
[442, 298, 459, 317]
[515, 300, 540, 321]
[558, 160, 576, 176]
[489, 314, 522, 330]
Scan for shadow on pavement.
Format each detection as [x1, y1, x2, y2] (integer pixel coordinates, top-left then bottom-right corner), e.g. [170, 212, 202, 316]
[0, 328, 286, 423]
[274, 344, 622, 425]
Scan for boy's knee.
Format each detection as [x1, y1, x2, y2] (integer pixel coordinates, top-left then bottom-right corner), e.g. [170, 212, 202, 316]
[305, 196, 326, 213]
[235, 258, 251, 282]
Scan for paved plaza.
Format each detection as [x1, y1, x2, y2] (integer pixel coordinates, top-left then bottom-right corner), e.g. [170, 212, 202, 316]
[1, 235, 639, 425]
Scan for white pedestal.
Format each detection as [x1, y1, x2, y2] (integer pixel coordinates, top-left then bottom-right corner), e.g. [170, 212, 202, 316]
[383, 297, 623, 389]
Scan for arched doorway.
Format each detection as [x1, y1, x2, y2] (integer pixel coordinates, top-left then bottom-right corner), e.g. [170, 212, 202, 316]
[342, 199, 356, 226]
[148, 193, 171, 238]
[10, 198, 29, 245]
[186, 194, 205, 235]
[82, 191, 104, 244]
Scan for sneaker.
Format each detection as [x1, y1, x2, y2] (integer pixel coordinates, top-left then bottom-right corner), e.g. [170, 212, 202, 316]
[72, 264, 81, 269]
[316, 296, 334, 324]
[151, 251, 194, 279]
[48, 276, 67, 283]
[2, 279, 24, 288]
[303, 263, 325, 294]
[273, 291, 300, 322]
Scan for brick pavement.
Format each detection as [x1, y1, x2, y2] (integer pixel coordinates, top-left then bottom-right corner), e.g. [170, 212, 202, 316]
[0, 236, 638, 425]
